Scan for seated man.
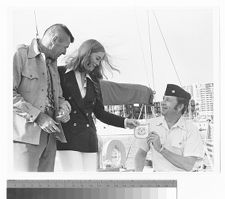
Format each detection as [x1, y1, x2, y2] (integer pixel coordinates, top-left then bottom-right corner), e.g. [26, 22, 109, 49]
[135, 84, 204, 172]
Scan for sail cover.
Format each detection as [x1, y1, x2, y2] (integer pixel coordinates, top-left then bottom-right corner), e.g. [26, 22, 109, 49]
[100, 80, 154, 105]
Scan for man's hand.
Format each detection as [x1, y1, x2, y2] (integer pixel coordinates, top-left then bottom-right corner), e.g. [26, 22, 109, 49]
[125, 119, 140, 129]
[147, 131, 162, 152]
[35, 112, 60, 133]
[56, 110, 70, 123]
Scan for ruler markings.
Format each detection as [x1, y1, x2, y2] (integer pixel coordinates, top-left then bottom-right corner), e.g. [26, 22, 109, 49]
[7, 180, 177, 188]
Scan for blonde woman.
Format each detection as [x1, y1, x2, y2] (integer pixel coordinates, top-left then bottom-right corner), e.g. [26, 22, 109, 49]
[56, 39, 139, 171]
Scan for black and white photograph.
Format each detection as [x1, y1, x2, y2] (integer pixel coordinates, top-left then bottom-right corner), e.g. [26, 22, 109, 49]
[11, 6, 218, 173]
[1, 0, 225, 199]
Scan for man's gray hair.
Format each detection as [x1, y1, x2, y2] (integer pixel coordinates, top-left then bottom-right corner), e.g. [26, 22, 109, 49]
[43, 24, 74, 43]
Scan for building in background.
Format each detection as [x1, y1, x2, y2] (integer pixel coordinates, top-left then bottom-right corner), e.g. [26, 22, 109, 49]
[198, 83, 213, 119]
[183, 83, 214, 120]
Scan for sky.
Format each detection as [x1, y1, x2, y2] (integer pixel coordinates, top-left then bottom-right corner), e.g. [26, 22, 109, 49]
[10, 7, 216, 101]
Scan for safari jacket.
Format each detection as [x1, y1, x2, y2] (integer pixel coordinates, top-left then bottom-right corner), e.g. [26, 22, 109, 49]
[13, 39, 69, 145]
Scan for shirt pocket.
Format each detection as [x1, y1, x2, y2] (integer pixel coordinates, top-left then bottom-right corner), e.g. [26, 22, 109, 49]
[20, 70, 39, 92]
[170, 135, 184, 155]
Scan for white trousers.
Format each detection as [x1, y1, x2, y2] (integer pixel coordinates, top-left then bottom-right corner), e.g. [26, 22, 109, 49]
[55, 151, 98, 172]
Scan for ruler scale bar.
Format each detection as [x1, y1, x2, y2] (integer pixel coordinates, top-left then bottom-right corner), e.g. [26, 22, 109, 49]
[7, 180, 177, 188]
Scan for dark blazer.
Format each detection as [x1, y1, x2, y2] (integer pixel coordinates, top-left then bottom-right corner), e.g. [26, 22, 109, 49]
[57, 66, 125, 152]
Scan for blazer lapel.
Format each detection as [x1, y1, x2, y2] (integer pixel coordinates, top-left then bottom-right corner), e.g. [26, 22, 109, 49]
[64, 70, 86, 111]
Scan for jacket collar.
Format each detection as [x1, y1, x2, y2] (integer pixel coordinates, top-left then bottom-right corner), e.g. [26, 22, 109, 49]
[65, 68, 94, 82]
[65, 70, 86, 111]
[27, 39, 41, 58]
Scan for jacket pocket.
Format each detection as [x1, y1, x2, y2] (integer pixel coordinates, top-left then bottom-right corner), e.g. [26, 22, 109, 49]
[20, 70, 39, 92]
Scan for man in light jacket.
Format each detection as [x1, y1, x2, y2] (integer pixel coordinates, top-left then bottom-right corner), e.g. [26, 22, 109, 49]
[13, 24, 74, 171]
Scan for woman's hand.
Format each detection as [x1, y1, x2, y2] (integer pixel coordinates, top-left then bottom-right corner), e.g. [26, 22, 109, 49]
[125, 119, 140, 129]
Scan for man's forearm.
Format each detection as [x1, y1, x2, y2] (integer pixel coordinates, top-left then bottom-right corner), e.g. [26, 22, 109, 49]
[160, 148, 197, 171]
[13, 89, 41, 122]
[13, 53, 41, 122]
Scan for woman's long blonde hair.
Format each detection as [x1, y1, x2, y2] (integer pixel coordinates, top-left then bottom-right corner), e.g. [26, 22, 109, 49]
[64, 39, 119, 80]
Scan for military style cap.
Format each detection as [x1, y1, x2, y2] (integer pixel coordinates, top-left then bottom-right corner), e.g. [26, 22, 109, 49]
[164, 84, 191, 100]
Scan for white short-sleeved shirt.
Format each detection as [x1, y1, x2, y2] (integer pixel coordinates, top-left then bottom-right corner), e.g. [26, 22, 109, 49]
[137, 116, 204, 171]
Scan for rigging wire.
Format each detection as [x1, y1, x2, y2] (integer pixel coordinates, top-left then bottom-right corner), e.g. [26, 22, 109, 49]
[125, 11, 154, 166]
[147, 10, 155, 91]
[152, 10, 182, 87]
[34, 10, 39, 38]
[125, 11, 159, 166]
[134, 9, 151, 88]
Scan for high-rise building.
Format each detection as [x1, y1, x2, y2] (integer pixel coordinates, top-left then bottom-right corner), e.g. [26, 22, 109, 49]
[183, 83, 214, 118]
[198, 83, 213, 117]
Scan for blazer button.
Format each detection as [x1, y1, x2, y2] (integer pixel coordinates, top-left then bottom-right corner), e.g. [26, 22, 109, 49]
[73, 110, 77, 114]
[86, 113, 88, 116]
[68, 97, 72, 100]
[86, 124, 90, 127]
[73, 123, 77, 126]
